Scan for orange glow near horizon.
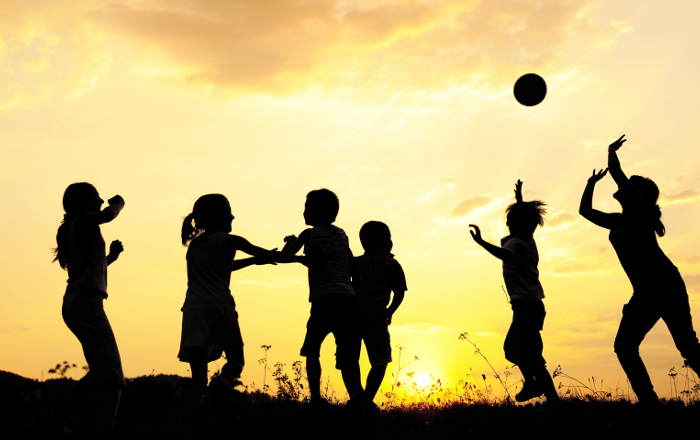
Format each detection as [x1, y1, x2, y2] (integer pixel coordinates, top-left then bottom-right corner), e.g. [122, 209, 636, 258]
[3, 0, 700, 402]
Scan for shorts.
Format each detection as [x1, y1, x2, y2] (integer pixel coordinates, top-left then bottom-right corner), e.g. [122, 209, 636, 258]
[358, 308, 392, 366]
[178, 303, 244, 365]
[300, 294, 358, 369]
[62, 290, 126, 387]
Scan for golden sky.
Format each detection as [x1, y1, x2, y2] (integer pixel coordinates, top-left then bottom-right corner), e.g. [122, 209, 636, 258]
[3, 0, 700, 400]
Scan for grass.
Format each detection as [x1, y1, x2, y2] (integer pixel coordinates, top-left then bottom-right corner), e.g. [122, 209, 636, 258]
[3, 336, 700, 439]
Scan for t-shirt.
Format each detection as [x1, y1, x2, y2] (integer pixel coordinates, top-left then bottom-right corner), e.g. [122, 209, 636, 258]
[65, 218, 108, 297]
[608, 213, 683, 295]
[501, 235, 544, 300]
[184, 231, 235, 308]
[305, 225, 354, 302]
[353, 250, 407, 311]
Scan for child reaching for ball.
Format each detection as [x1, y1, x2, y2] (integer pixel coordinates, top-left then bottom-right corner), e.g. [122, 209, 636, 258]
[469, 180, 559, 403]
[179, 194, 306, 422]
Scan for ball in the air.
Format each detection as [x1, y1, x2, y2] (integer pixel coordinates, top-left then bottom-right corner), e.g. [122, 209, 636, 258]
[514, 73, 547, 106]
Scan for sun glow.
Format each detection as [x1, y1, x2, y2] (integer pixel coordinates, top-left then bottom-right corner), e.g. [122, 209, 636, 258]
[414, 373, 431, 388]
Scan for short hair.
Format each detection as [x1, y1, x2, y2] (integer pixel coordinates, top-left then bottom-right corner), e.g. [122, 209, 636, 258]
[506, 200, 547, 234]
[360, 221, 391, 251]
[306, 189, 339, 225]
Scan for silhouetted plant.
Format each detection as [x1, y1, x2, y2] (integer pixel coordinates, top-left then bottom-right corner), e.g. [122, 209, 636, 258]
[47, 361, 78, 378]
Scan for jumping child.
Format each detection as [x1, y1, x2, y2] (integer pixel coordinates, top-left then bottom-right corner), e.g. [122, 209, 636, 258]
[53, 182, 126, 434]
[470, 180, 559, 403]
[179, 194, 305, 421]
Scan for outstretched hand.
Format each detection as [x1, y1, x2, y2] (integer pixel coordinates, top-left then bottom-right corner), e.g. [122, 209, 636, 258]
[608, 134, 626, 152]
[588, 168, 608, 184]
[469, 224, 482, 243]
[255, 248, 279, 266]
[514, 179, 523, 203]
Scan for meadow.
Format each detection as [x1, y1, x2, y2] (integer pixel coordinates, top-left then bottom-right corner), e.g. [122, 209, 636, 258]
[2, 337, 699, 440]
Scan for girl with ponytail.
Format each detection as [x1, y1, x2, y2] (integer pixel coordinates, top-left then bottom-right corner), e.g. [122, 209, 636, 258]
[52, 183, 126, 434]
[178, 194, 305, 423]
[579, 135, 700, 404]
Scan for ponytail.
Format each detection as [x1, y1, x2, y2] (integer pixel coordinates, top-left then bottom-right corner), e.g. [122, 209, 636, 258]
[653, 204, 665, 237]
[182, 194, 230, 246]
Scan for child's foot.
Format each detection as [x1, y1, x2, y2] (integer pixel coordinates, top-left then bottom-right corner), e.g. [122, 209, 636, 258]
[344, 395, 366, 418]
[208, 376, 243, 416]
[366, 401, 381, 416]
[515, 381, 544, 402]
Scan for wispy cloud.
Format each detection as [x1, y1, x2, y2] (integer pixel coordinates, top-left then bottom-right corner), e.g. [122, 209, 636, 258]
[660, 189, 700, 205]
[547, 211, 577, 228]
[449, 196, 493, 218]
[0, 325, 31, 334]
[392, 322, 446, 333]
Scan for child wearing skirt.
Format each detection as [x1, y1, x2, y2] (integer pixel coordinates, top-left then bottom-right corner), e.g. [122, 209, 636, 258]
[179, 194, 305, 421]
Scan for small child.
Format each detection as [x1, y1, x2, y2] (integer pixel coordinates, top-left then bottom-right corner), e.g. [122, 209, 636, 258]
[469, 180, 559, 403]
[281, 188, 364, 407]
[53, 183, 126, 434]
[352, 221, 406, 413]
[179, 194, 305, 421]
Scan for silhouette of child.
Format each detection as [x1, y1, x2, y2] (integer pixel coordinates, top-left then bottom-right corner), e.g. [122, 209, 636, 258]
[179, 194, 305, 420]
[352, 221, 406, 413]
[579, 135, 700, 404]
[281, 189, 364, 408]
[470, 180, 559, 403]
[53, 182, 126, 434]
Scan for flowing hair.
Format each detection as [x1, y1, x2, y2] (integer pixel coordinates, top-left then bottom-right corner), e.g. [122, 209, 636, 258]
[629, 175, 665, 237]
[182, 194, 230, 246]
[53, 182, 97, 270]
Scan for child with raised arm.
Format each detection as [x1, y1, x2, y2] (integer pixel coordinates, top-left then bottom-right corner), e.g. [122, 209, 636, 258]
[470, 180, 559, 403]
[281, 189, 364, 409]
[579, 135, 700, 404]
[352, 221, 407, 414]
[179, 194, 305, 422]
[53, 183, 126, 435]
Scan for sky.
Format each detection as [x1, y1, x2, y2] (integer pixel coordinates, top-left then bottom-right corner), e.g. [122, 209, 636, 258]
[3, 0, 700, 401]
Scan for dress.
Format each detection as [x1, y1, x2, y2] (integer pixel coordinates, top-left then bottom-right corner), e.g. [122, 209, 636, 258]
[178, 231, 243, 364]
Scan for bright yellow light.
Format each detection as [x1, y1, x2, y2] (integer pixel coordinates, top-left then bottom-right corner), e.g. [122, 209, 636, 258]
[415, 373, 431, 388]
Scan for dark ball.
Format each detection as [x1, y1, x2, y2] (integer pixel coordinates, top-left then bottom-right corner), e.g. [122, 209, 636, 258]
[514, 73, 547, 106]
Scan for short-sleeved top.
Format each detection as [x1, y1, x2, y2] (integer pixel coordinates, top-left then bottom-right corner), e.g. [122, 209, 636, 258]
[501, 235, 544, 300]
[305, 225, 354, 302]
[65, 218, 108, 297]
[353, 250, 407, 312]
[183, 231, 235, 309]
[608, 213, 683, 295]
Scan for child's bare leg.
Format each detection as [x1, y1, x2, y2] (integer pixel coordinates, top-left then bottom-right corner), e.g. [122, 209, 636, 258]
[306, 356, 322, 400]
[340, 362, 363, 398]
[364, 364, 387, 402]
[184, 362, 208, 420]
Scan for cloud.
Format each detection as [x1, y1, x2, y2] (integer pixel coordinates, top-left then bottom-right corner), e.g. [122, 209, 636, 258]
[449, 195, 493, 218]
[660, 189, 700, 205]
[0, 325, 31, 334]
[547, 211, 577, 228]
[392, 322, 445, 333]
[89, 0, 628, 96]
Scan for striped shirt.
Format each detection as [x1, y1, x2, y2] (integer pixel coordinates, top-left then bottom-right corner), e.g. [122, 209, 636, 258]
[305, 225, 355, 302]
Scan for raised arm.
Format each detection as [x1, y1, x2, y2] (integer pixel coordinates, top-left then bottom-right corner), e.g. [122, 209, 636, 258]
[97, 195, 125, 224]
[579, 169, 619, 229]
[514, 179, 523, 203]
[469, 224, 515, 262]
[281, 229, 309, 255]
[608, 135, 646, 203]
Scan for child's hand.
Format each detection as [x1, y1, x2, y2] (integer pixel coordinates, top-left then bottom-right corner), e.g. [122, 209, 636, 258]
[108, 195, 125, 206]
[588, 168, 608, 184]
[255, 248, 279, 266]
[608, 134, 626, 152]
[283, 235, 297, 244]
[469, 224, 482, 243]
[386, 310, 394, 325]
[109, 240, 124, 256]
[514, 179, 523, 203]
